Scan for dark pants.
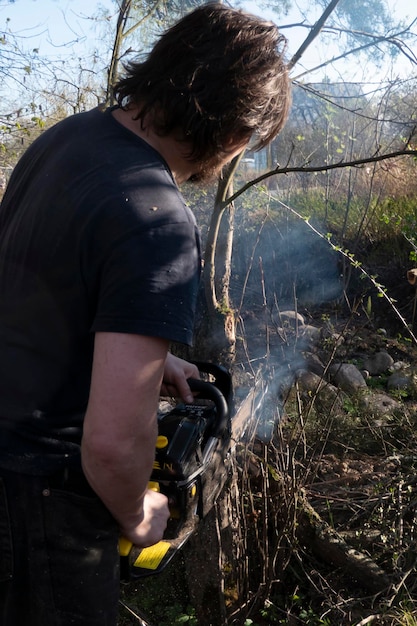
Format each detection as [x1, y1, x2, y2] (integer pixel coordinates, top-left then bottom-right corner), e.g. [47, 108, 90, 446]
[0, 468, 120, 626]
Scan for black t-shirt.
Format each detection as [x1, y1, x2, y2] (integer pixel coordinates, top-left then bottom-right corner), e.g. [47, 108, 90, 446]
[0, 107, 201, 474]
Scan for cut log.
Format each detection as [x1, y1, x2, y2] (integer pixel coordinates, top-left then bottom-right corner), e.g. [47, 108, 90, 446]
[296, 495, 391, 594]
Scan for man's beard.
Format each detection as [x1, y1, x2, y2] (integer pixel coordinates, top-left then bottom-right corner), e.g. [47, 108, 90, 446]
[188, 168, 221, 185]
[187, 154, 229, 185]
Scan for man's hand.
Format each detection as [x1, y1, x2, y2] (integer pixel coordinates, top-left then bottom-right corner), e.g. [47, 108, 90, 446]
[120, 489, 170, 548]
[161, 353, 199, 403]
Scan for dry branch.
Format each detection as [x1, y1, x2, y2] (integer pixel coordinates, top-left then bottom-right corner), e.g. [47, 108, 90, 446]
[296, 493, 391, 594]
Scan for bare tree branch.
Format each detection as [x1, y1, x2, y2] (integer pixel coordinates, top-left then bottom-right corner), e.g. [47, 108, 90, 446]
[223, 148, 417, 209]
[293, 24, 417, 81]
[288, 0, 343, 71]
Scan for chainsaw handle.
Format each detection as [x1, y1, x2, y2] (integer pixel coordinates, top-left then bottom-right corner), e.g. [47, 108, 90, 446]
[187, 378, 229, 438]
[191, 361, 232, 405]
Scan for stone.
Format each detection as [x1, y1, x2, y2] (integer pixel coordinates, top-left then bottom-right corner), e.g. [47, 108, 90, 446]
[390, 361, 409, 371]
[304, 352, 326, 377]
[300, 324, 321, 345]
[387, 367, 417, 397]
[328, 363, 367, 394]
[296, 370, 344, 411]
[387, 371, 411, 391]
[362, 351, 394, 375]
[278, 310, 305, 328]
[360, 392, 401, 416]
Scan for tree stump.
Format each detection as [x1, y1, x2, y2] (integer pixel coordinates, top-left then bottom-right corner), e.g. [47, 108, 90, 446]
[184, 503, 229, 625]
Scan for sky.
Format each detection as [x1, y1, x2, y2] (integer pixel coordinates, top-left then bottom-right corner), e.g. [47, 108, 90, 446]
[285, 0, 417, 84]
[1, 0, 416, 85]
[1, 0, 114, 59]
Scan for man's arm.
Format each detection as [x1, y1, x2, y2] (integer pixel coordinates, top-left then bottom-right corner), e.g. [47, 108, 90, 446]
[81, 331, 170, 547]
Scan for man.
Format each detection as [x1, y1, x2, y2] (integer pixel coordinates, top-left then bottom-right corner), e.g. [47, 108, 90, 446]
[0, 3, 291, 624]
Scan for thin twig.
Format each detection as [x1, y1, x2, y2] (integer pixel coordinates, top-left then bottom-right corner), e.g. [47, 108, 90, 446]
[119, 600, 156, 626]
[355, 616, 383, 625]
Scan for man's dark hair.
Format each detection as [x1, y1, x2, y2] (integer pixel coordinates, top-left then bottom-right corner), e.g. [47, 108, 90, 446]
[113, 3, 291, 163]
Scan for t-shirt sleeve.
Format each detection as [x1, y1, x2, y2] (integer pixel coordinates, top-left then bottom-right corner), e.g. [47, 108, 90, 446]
[90, 220, 201, 346]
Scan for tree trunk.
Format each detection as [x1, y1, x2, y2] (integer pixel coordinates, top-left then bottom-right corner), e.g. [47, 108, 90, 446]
[184, 504, 229, 625]
[105, 0, 132, 107]
[193, 154, 243, 366]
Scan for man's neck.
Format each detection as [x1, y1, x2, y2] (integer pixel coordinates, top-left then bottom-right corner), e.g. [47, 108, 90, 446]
[111, 106, 194, 185]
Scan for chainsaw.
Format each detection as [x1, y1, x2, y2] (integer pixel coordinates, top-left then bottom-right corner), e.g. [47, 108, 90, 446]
[119, 362, 233, 580]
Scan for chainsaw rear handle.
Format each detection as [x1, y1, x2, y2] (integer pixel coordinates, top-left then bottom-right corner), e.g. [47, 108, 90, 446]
[186, 377, 230, 438]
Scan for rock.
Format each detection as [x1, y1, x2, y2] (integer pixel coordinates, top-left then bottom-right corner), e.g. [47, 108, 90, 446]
[297, 370, 332, 393]
[390, 361, 409, 372]
[362, 351, 394, 375]
[296, 370, 344, 411]
[300, 324, 321, 346]
[304, 352, 326, 377]
[407, 268, 417, 285]
[387, 371, 411, 391]
[360, 391, 401, 416]
[328, 363, 367, 394]
[387, 367, 417, 397]
[278, 310, 305, 328]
